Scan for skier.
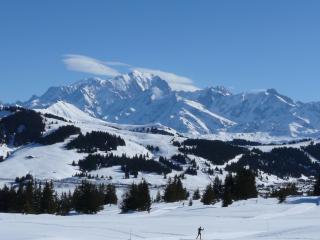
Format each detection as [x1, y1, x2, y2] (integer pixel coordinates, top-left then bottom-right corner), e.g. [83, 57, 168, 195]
[196, 226, 204, 240]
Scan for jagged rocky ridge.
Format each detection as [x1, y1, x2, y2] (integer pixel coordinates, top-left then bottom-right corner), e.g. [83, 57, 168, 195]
[22, 70, 320, 137]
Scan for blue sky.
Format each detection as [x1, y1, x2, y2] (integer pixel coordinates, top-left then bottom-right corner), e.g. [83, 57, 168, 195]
[1, 0, 320, 103]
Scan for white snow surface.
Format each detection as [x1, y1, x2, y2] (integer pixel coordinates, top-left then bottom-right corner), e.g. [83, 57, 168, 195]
[0, 142, 85, 180]
[36, 101, 104, 124]
[0, 197, 320, 240]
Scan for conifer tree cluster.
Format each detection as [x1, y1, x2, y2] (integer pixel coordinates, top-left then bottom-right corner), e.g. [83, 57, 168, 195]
[302, 142, 320, 161]
[0, 178, 118, 215]
[159, 156, 183, 171]
[184, 167, 197, 175]
[43, 113, 69, 122]
[171, 154, 188, 164]
[0, 109, 45, 146]
[0, 180, 57, 214]
[221, 169, 257, 207]
[163, 176, 188, 202]
[179, 139, 247, 165]
[121, 180, 151, 212]
[270, 183, 299, 203]
[78, 153, 171, 174]
[201, 184, 217, 205]
[226, 147, 320, 178]
[146, 145, 160, 152]
[37, 125, 80, 145]
[232, 168, 258, 200]
[66, 131, 125, 153]
[201, 177, 222, 205]
[192, 170, 257, 207]
[104, 184, 118, 205]
[148, 127, 174, 136]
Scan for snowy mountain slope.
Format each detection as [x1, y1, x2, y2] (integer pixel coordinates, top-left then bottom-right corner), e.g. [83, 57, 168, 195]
[191, 88, 320, 137]
[0, 105, 184, 181]
[0, 103, 318, 191]
[35, 101, 104, 123]
[22, 70, 320, 137]
[24, 71, 234, 135]
[0, 142, 85, 180]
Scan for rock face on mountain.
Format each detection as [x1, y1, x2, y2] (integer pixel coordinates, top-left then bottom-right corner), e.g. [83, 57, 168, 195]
[23, 71, 320, 137]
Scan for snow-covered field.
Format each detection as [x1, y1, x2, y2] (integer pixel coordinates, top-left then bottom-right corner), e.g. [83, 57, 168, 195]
[0, 197, 319, 240]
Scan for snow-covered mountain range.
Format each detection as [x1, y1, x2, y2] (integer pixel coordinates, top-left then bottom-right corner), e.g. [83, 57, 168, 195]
[1, 101, 319, 188]
[22, 70, 320, 138]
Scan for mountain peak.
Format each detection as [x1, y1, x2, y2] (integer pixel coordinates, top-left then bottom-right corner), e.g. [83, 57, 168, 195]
[266, 88, 278, 95]
[21, 74, 320, 137]
[126, 69, 199, 92]
[209, 86, 232, 96]
[129, 70, 152, 79]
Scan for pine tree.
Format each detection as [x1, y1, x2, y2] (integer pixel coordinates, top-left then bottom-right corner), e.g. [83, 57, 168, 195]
[201, 184, 216, 205]
[313, 174, 320, 196]
[0, 185, 10, 212]
[124, 168, 130, 179]
[23, 180, 34, 214]
[7, 186, 17, 212]
[73, 181, 104, 214]
[105, 184, 117, 205]
[233, 169, 257, 200]
[163, 176, 188, 202]
[222, 173, 234, 207]
[213, 176, 223, 199]
[57, 191, 73, 215]
[192, 188, 201, 200]
[41, 181, 57, 214]
[155, 190, 162, 202]
[33, 182, 42, 214]
[121, 180, 151, 212]
[277, 190, 286, 203]
[222, 187, 233, 207]
[15, 183, 25, 212]
[271, 183, 298, 203]
[138, 180, 151, 212]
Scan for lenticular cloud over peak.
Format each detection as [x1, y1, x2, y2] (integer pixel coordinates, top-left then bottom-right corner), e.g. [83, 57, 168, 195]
[62, 54, 199, 92]
[63, 54, 121, 77]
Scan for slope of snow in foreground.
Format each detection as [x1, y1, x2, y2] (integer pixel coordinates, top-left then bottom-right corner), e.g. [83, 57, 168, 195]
[0, 197, 319, 240]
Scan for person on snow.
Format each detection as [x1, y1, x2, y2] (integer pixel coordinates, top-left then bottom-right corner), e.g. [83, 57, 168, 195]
[196, 226, 204, 240]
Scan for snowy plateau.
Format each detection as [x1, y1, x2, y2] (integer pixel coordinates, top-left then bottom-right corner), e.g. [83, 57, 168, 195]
[0, 71, 320, 240]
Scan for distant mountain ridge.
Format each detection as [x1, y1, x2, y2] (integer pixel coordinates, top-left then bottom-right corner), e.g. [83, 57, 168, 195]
[22, 70, 320, 137]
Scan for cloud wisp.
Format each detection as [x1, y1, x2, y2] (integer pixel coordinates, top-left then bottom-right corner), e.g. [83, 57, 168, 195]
[63, 54, 121, 77]
[63, 54, 198, 91]
[133, 67, 199, 92]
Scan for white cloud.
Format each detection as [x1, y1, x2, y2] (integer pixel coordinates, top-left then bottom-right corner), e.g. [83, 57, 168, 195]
[63, 54, 120, 76]
[63, 54, 199, 92]
[133, 67, 199, 92]
[105, 61, 131, 67]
